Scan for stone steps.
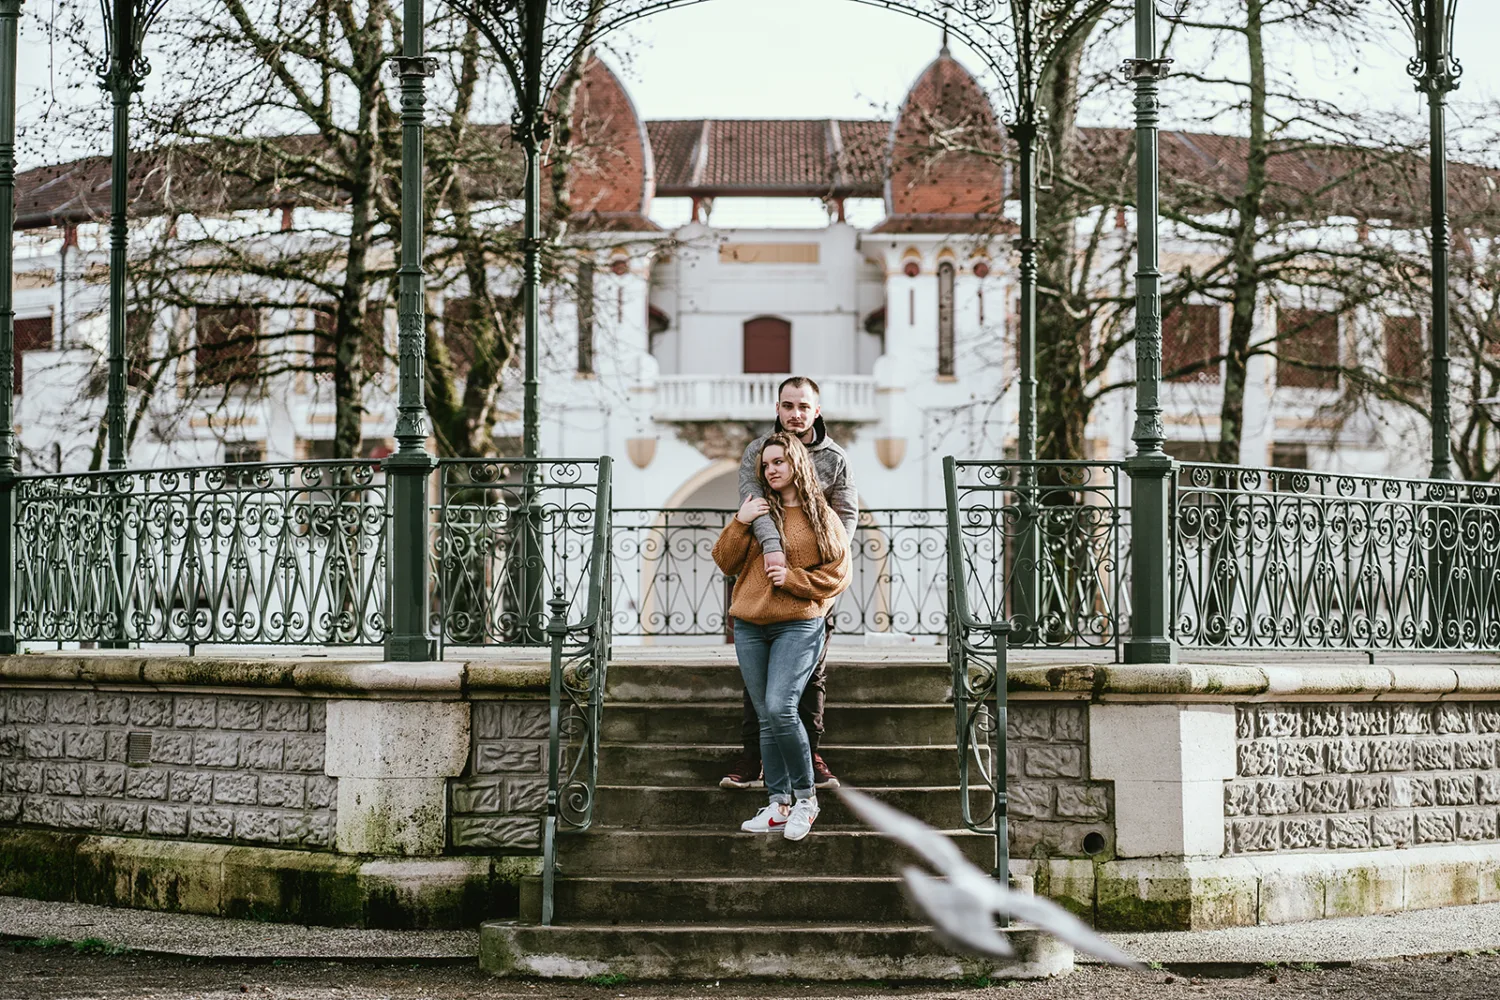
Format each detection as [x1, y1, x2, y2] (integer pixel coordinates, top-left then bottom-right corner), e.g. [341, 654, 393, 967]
[479, 651, 1064, 981]
[601, 702, 957, 745]
[598, 743, 963, 786]
[605, 661, 953, 704]
[554, 828, 996, 877]
[480, 922, 1070, 980]
[521, 875, 918, 924]
[592, 784, 989, 831]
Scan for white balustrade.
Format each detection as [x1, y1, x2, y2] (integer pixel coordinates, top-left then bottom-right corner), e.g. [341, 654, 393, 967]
[652, 374, 878, 422]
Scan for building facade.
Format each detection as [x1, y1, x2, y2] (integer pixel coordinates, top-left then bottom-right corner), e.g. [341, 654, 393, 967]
[10, 50, 1430, 515]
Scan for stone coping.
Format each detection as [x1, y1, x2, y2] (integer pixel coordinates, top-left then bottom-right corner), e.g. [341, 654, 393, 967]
[1007, 662, 1500, 702]
[6, 649, 1500, 701]
[0, 654, 550, 695]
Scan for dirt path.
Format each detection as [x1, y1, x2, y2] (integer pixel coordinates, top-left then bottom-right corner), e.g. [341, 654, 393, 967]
[3, 944, 1499, 1000]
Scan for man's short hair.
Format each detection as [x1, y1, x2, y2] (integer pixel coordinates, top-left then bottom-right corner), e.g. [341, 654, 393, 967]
[778, 376, 820, 399]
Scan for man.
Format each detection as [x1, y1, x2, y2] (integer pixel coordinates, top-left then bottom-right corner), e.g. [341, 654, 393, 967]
[720, 376, 859, 791]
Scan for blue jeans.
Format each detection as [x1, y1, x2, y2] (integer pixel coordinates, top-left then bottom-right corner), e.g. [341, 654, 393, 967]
[733, 617, 826, 803]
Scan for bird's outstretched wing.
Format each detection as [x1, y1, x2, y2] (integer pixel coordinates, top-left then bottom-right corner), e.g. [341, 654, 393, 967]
[839, 787, 1144, 969]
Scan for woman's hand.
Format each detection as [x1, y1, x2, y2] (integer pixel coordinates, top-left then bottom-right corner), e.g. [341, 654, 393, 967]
[735, 497, 769, 524]
[765, 563, 789, 587]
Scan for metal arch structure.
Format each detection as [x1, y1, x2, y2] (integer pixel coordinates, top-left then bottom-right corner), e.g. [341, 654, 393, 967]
[437, 0, 1117, 474]
[0, 0, 1174, 663]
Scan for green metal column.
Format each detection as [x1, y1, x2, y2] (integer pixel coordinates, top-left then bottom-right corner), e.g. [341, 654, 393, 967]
[384, 0, 438, 662]
[0, 0, 21, 654]
[516, 0, 547, 640]
[102, 0, 137, 472]
[1417, 0, 1458, 481]
[1012, 116, 1040, 644]
[1015, 121, 1037, 467]
[520, 0, 545, 464]
[1123, 0, 1174, 664]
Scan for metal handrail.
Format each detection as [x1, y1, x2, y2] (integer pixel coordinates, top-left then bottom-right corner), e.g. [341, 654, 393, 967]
[541, 456, 612, 926]
[943, 456, 1012, 899]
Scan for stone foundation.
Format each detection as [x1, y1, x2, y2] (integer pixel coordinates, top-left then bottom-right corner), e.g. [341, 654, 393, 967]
[0, 654, 553, 928]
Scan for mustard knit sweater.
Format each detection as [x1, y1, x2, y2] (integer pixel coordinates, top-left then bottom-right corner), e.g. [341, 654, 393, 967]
[712, 506, 852, 625]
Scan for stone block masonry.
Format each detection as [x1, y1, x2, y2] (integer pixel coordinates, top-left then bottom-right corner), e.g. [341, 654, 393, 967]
[1226, 703, 1500, 855]
[1006, 703, 1113, 858]
[449, 700, 552, 850]
[0, 690, 335, 850]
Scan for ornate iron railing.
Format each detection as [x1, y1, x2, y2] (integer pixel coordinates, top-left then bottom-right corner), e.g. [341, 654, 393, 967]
[947, 459, 1130, 653]
[432, 459, 606, 649]
[537, 459, 612, 927]
[943, 456, 1012, 893]
[609, 507, 951, 638]
[1173, 462, 1500, 651]
[14, 461, 387, 647]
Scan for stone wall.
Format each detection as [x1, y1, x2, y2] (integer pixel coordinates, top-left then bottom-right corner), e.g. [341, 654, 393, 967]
[1226, 702, 1500, 855]
[448, 699, 550, 850]
[1007, 702, 1113, 857]
[0, 689, 335, 849]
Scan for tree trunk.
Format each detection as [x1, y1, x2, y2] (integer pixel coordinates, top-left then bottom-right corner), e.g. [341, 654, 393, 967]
[1035, 18, 1098, 462]
[1216, 0, 1268, 466]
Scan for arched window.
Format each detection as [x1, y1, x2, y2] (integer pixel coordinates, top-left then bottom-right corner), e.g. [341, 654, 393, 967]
[937, 261, 955, 377]
[743, 316, 791, 374]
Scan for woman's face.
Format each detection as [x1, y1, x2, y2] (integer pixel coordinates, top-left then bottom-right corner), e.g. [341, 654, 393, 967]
[761, 445, 793, 492]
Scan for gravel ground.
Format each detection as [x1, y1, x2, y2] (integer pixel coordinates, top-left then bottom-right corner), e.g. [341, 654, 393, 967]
[4, 945, 1500, 1000]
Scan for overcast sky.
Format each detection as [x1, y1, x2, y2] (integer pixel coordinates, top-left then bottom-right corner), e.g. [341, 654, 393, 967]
[16, 0, 1500, 170]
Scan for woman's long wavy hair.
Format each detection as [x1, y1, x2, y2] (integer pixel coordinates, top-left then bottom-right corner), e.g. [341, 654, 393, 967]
[757, 432, 845, 563]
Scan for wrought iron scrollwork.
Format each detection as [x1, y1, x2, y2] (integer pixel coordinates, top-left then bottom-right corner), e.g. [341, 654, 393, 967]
[608, 507, 952, 638]
[1172, 462, 1500, 651]
[433, 458, 603, 647]
[948, 459, 1131, 651]
[15, 461, 388, 646]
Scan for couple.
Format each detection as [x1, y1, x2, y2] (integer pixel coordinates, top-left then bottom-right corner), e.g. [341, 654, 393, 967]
[711, 376, 858, 841]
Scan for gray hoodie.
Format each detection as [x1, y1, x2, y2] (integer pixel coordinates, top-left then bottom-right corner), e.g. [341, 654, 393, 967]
[737, 415, 859, 555]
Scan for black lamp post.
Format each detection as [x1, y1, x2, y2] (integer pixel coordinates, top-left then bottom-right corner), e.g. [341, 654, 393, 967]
[1390, 0, 1461, 481]
[98, 0, 169, 471]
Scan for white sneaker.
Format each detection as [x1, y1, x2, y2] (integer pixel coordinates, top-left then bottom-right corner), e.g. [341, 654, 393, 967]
[740, 803, 790, 834]
[783, 797, 819, 841]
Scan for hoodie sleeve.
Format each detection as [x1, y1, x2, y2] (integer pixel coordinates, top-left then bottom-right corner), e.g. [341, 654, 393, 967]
[739, 436, 783, 554]
[827, 454, 860, 542]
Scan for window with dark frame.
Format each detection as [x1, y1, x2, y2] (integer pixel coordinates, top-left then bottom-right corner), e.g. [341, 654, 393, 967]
[1383, 314, 1425, 383]
[1163, 304, 1221, 383]
[13, 315, 53, 395]
[937, 261, 955, 377]
[195, 307, 260, 386]
[1270, 442, 1310, 469]
[577, 260, 595, 375]
[224, 440, 266, 464]
[1276, 308, 1339, 390]
[313, 302, 387, 383]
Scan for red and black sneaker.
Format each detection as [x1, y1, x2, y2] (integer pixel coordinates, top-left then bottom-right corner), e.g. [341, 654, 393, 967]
[719, 756, 764, 790]
[812, 753, 840, 789]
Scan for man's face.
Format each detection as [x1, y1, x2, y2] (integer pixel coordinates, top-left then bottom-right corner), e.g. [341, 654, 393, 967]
[777, 384, 820, 434]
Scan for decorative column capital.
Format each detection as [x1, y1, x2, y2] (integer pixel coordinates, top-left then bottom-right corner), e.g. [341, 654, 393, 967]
[1121, 57, 1172, 82]
[389, 55, 439, 79]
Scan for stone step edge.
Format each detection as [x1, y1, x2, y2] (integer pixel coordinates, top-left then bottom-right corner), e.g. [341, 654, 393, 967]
[526, 875, 908, 885]
[598, 742, 961, 750]
[597, 784, 971, 791]
[560, 828, 988, 838]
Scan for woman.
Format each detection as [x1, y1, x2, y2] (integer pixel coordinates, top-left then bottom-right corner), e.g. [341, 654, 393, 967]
[712, 432, 852, 841]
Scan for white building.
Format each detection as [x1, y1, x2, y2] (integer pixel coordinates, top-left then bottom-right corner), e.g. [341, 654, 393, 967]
[10, 50, 1430, 515]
